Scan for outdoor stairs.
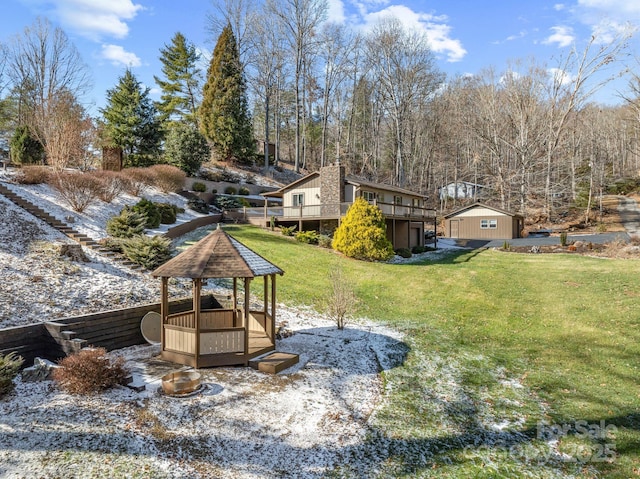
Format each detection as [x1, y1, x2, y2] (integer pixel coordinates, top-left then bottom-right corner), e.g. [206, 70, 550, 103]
[0, 181, 143, 271]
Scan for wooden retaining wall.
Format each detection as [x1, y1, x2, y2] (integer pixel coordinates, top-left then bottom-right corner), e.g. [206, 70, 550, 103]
[163, 214, 222, 239]
[0, 295, 223, 366]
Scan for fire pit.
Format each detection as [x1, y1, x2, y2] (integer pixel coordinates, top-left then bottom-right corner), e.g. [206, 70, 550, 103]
[161, 370, 201, 396]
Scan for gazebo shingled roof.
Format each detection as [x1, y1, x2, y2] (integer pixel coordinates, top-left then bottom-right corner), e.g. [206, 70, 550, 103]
[152, 225, 283, 279]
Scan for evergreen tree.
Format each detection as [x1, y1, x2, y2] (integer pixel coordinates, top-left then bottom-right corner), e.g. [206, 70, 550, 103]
[163, 123, 210, 176]
[200, 24, 254, 163]
[154, 32, 202, 129]
[332, 197, 394, 261]
[10, 125, 43, 165]
[100, 69, 162, 168]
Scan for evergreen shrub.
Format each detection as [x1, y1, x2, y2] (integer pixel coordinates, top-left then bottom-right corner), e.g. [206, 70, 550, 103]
[187, 198, 210, 214]
[106, 209, 147, 238]
[192, 181, 207, 192]
[131, 198, 161, 228]
[395, 248, 412, 258]
[280, 226, 296, 236]
[295, 230, 319, 244]
[53, 347, 129, 395]
[224, 186, 237, 195]
[121, 235, 173, 269]
[0, 352, 24, 398]
[332, 197, 394, 261]
[238, 186, 250, 195]
[318, 234, 332, 248]
[155, 202, 178, 224]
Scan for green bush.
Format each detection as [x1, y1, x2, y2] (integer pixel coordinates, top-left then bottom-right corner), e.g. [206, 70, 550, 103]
[318, 234, 332, 248]
[411, 245, 426, 254]
[238, 186, 250, 195]
[224, 186, 237, 195]
[131, 198, 161, 228]
[0, 352, 24, 398]
[560, 231, 568, 247]
[98, 237, 125, 253]
[332, 197, 394, 261]
[187, 198, 210, 214]
[192, 181, 207, 192]
[163, 124, 210, 176]
[214, 195, 242, 210]
[280, 225, 297, 236]
[106, 209, 147, 238]
[121, 235, 173, 269]
[295, 230, 319, 244]
[10, 125, 43, 165]
[395, 248, 412, 258]
[53, 347, 129, 395]
[155, 202, 178, 224]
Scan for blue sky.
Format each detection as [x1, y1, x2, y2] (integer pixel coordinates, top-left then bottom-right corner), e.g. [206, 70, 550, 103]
[1, 0, 639, 114]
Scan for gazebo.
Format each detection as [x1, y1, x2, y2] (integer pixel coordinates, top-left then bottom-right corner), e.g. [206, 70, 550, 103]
[151, 225, 283, 368]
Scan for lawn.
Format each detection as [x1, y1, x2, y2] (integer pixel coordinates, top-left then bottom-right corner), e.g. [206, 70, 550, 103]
[222, 225, 640, 478]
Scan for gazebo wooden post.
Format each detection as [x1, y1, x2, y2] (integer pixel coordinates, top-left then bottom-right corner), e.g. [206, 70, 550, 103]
[193, 278, 202, 367]
[160, 277, 168, 350]
[243, 277, 251, 365]
[233, 277, 238, 327]
[271, 274, 276, 342]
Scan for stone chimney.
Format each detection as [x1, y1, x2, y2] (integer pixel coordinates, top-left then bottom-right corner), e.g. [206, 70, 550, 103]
[320, 162, 345, 216]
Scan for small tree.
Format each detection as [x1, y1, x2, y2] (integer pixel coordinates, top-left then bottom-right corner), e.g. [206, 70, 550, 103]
[0, 352, 24, 398]
[121, 235, 173, 269]
[106, 209, 147, 238]
[10, 125, 43, 165]
[325, 268, 357, 329]
[332, 197, 394, 261]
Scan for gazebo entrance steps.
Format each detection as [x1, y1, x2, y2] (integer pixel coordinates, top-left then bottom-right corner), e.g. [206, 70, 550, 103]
[249, 351, 299, 374]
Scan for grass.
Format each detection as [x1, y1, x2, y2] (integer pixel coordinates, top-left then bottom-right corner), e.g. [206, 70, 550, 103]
[195, 225, 640, 477]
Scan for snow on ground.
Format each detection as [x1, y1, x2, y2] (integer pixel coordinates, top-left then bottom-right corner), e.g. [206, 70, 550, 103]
[0, 170, 477, 477]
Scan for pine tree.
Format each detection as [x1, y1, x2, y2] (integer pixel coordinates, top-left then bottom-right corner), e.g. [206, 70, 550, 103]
[163, 123, 210, 176]
[200, 24, 254, 163]
[9, 125, 43, 165]
[154, 32, 202, 129]
[332, 197, 394, 261]
[100, 69, 162, 168]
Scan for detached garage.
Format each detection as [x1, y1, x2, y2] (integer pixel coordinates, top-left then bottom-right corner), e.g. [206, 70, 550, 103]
[444, 202, 524, 240]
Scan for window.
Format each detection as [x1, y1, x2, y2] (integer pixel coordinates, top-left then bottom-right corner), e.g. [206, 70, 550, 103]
[292, 193, 304, 206]
[394, 195, 402, 205]
[362, 191, 376, 202]
[480, 219, 497, 229]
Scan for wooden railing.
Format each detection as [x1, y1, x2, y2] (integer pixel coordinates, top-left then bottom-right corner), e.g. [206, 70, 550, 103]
[253, 201, 435, 221]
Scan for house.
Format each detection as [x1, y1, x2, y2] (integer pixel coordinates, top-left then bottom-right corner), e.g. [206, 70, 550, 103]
[443, 202, 524, 240]
[263, 163, 436, 250]
[439, 181, 486, 201]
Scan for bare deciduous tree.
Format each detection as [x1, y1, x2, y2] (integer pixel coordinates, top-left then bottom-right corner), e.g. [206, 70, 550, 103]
[7, 17, 91, 170]
[325, 268, 357, 330]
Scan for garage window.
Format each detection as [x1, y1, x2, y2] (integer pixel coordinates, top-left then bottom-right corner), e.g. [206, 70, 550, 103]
[480, 219, 497, 229]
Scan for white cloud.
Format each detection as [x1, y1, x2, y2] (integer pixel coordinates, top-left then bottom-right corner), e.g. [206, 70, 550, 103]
[554, 3, 566, 11]
[327, 0, 347, 24]
[543, 25, 575, 47]
[578, 0, 640, 17]
[101, 44, 141, 67]
[363, 5, 466, 62]
[548, 67, 575, 86]
[19, 0, 143, 41]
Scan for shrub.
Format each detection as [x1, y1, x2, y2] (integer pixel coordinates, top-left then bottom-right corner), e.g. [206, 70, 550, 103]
[90, 170, 131, 203]
[318, 234, 332, 248]
[411, 245, 427, 254]
[121, 235, 173, 269]
[224, 186, 237, 195]
[49, 171, 103, 213]
[332, 197, 394, 261]
[0, 352, 24, 398]
[187, 197, 210, 214]
[148, 164, 186, 193]
[395, 248, 412, 258]
[131, 198, 161, 228]
[53, 347, 129, 395]
[280, 225, 297, 236]
[324, 268, 357, 330]
[560, 231, 568, 247]
[295, 230, 319, 244]
[15, 165, 50, 184]
[106, 209, 147, 238]
[214, 195, 242, 210]
[10, 125, 43, 165]
[238, 186, 250, 195]
[192, 181, 207, 193]
[596, 222, 607, 233]
[155, 202, 178, 224]
[98, 236, 125, 253]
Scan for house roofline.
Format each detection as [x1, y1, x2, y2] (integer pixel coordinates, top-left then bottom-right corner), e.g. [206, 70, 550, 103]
[443, 202, 524, 219]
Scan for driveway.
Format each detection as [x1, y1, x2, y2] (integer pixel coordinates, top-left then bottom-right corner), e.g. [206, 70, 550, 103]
[616, 195, 640, 236]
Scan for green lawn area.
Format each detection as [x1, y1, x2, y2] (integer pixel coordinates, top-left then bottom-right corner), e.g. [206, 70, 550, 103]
[212, 225, 640, 477]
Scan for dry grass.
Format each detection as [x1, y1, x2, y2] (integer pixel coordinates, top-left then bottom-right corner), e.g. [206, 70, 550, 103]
[53, 347, 129, 395]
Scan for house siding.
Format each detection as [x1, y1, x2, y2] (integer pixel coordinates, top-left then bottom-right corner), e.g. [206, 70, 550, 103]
[444, 204, 523, 239]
